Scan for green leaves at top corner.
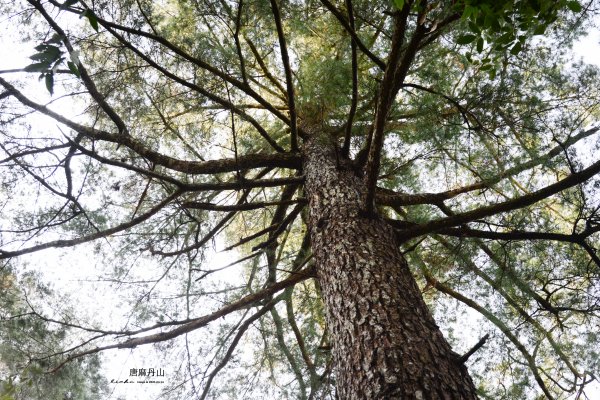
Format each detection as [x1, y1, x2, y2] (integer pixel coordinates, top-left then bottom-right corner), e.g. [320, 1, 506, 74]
[566, 1, 583, 12]
[80, 9, 99, 32]
[60, 0, 79, 9]
[392, 0, 405, 10]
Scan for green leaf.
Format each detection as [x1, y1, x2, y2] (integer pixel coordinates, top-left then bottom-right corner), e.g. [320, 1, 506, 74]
[29, 53, 49, 62]
[47, 33, 64, 44]
[82, 9, 99, 31]
[533, 25, 546, 35]
[392, 0, 405, 9]
[24, 62, 51, 72]
[468, 21, 481, 34]
[456, 34, 477, 45]
[45, 73, 54, 95]
[52, 57, 65, 72]
[497, 32, 513, 45]
[461, 5, 476, 20]
[566, 1, 582, 12]
[476, 37, 484, 53]
[60, 0, 79, 9]
[510, 42, 522, 55]
[67, 61, 81, 78]
[29, 47, 62, 65]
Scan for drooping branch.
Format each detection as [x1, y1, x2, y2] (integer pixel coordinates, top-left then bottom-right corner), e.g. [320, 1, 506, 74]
[251, 203, 303, 252]
[100, 23, 287, 153]
[28, 0, 129, 135]
[401, 82, 482, 130]
[245, 37, 288, 98]
[47, 0, 294, 131]
[150, 170, 272, 257]
[270, 301, 308, 398]
[433, 235, 581, 379]
[200, 295, 284, 400]
[233, 0, 249, 86]
[416, 260, 555, 400]
[0, 143, 71, 164]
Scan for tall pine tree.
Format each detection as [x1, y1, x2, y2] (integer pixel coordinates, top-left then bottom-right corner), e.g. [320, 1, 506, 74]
[1, 0, 599, 398]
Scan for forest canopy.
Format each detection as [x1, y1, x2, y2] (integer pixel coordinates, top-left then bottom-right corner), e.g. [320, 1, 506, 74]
[1, 0, 600, 399]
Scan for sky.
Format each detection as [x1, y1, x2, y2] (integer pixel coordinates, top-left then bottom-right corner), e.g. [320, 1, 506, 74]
[1, 5, 600, 400]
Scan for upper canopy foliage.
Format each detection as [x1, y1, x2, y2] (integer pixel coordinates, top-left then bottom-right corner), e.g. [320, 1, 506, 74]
[1, 0, 600, 398]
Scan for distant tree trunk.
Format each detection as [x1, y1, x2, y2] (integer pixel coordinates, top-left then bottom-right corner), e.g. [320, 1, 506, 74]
[303, 136, 478, 399]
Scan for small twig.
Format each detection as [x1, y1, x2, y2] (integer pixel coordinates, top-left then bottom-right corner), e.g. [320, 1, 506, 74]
[458, 334, 490, 363]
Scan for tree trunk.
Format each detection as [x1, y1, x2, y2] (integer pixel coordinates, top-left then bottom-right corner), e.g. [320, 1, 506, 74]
[303, 136, 478, 399]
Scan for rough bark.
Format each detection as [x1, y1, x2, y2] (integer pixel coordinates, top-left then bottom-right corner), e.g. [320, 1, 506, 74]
[303, 136, 478, 399]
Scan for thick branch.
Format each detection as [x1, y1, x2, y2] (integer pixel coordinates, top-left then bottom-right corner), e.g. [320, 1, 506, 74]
[1, 78, 303, 174]
[181, 198, 306, 211]
[270, 0, 299, 150]
[397, 154, 600, 240]
[364, 5, 425, 213]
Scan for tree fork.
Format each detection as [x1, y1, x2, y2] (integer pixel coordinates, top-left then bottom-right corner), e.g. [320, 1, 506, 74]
[303, 135, 478, 399]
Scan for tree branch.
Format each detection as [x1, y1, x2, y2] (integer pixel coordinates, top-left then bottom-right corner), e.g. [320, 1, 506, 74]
[0, 190, 182, 259]
[319, 0, 386, 70]
[1, 78, 303, 174]
[270, 0, 299, 150]
[364, 4, 425, 214]
[397, 154, 600, 240]
[342, 0, 359, 157]
[49, 265, 316, 371]
[376, 126, 600, 207]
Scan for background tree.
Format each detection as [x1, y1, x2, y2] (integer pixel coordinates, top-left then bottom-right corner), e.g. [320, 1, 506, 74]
[0, 266, 109, 400]
[0, 0, 599, 398]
